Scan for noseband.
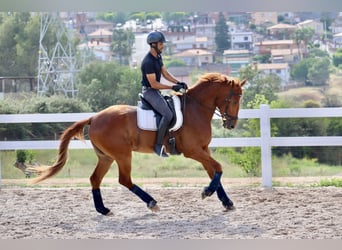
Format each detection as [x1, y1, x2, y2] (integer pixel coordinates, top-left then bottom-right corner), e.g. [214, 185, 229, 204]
[216, 88, 241, 129]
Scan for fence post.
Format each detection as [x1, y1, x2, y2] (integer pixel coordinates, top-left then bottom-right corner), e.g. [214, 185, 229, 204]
[260, 104, 272, 187]
[0, 151, 2, 189]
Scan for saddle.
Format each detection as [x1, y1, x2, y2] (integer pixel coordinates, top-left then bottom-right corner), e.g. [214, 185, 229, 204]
[137, 93, 183, 155]
[137, 94, 183, 132]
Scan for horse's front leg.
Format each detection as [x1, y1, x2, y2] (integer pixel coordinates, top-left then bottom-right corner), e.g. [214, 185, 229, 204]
[201, 171, 223, 198]
[188, 147, 235, 211]
[216, 184, 235, 211]
[201, 172, 235, 211]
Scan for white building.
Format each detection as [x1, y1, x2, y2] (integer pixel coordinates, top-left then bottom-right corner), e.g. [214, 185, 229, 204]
[172, 36, 210, 53]
[78, 41, 112, 61]
[297, 19, 324, 37]
[173, 49, 213, 66]
[333, 33, 342, 48]
[230, 30, 254, 50]
[222, 50, 251, 76]
[256, 63, 290, 87]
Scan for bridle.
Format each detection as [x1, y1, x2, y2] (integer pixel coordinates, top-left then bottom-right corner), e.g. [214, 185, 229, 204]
[215, 88, 242, 129]
[183, 84, 242, 129]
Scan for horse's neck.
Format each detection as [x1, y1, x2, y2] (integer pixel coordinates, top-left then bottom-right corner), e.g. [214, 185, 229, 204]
[186, 87, 217, 120]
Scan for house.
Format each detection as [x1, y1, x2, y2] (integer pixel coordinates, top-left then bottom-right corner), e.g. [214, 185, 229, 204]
[330, 12, 342, 34]
[267, 23, 297, 39]
[171, 36, 210, 53]
[194, 23, 216, 38]
[270, 48, 300, 64]
[226, 12, 251, 26]
[172, 49, 213, 66]
[250, 12, 278, 26]
[81, 19, 114, 34]
[77, 41, 112, 61]
[230, 30, 254, 50]
[256, 63, 290, 87]
[297, 19, 324, 37]
[87, 28, 113, 44]
[167, 64, 233, 85]
[333, 33, 342, 48]
[222, 50, 251, 76]
[254, 40, 302, 55]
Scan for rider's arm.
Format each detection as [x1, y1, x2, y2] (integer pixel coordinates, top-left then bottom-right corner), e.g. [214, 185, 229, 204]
[161, 66, 179, 84]
[146, 73, 173, 90]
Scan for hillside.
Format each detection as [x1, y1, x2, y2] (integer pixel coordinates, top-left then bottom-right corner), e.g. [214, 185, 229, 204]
[277, 73, 342, 107]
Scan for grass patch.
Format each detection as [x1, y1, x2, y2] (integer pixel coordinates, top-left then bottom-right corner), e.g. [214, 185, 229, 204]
[0, 149, 243, 180]
[277, 87, 324, 104]
[273, 155, 342, 177]
[1, 149, 341, 181]
[313, 178, 342, 187]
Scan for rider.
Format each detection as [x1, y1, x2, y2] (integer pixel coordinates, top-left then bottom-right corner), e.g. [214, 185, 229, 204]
[141, 30, 187, 157]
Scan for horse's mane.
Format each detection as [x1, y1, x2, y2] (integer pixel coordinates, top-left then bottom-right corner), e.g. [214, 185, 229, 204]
[197, 72, 240, 86]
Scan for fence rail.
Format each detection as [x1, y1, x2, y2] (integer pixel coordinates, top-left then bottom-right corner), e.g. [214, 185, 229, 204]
[1, 104, 342, 187]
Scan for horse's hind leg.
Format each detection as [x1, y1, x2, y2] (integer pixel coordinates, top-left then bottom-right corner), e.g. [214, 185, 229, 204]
[90, 156, 113, 215]
[115, 154, 160, 212]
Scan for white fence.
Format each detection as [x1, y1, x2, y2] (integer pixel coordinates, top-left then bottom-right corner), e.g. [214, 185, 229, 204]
[1, 104, 342, 187]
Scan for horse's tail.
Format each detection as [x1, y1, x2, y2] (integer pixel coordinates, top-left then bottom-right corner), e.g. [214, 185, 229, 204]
[29, 118, 91, 184]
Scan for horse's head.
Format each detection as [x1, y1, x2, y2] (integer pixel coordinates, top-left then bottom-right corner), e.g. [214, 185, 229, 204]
[209, 74, 246, 129]
[190, 73, 246, 129]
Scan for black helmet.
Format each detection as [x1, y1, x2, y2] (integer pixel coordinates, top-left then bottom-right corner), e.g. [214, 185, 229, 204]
[147, 31, 166, 44]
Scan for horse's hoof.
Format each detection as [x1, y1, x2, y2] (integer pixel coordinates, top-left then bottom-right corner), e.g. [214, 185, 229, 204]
[150, 204, 160, 213]
[201, 187, 213, 199]
[148, 200, 160, 212]
[223, 205, 236, 212]
[105, 211, 114, 216]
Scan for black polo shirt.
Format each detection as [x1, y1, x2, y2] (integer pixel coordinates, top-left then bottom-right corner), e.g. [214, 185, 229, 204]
[141, 52, 163, 87]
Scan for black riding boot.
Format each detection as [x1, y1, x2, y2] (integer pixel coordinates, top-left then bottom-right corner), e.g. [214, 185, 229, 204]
[154, 117, 169, 157]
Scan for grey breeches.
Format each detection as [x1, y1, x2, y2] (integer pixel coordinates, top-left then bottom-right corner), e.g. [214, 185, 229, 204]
[142, 88, 173, 123]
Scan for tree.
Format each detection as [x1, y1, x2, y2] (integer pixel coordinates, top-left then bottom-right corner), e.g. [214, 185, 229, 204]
[292, 27, 314, 59]
[252, 54, 270, 63]
[0, 13, 59, 78]
[0, 94, 91, 140]
[15, 14, 41, 76]
[162, 12, 189, 25]
[291, 52, 330, 86]
[77, 61, 141, 111]
[129, 12, 162, 25]
[238, 65, 281, 108]
[307, 57, 330, 85]
[332, 48, 342, 67]
[111, 29, 135, 65]
[0, 13, 35, 76]
[214, 12, 230, 54]
[291, 57, 314, 83]
[96, 12, 127, 24]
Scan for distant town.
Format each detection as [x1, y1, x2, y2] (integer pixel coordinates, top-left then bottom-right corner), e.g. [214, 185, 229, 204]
[71, 12, 341, 88]
[1, 11, 342, 95]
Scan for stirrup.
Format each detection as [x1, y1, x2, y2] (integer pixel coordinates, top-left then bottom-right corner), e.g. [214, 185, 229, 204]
[154, 144, 169, 157]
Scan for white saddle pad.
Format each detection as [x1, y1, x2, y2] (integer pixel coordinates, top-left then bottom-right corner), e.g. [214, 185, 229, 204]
[137, 95, 183, 132]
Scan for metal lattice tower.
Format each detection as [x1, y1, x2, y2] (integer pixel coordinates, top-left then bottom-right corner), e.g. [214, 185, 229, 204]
[37, 13, 78, 97]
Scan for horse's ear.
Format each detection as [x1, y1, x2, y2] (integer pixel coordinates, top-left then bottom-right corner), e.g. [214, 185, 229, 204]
[240, 79, 247, 87]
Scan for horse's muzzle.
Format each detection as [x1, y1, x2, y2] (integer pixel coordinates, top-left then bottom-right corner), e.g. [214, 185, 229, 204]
[222, 116, 237, 129]
[223, 122, 235, 129]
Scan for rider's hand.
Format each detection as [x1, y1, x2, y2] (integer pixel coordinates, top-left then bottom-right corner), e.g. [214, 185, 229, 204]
[177, 81, 188, 90]
[172, 84, 183, 92]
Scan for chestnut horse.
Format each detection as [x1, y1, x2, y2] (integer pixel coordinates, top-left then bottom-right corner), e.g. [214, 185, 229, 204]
[30, 73, 246, 215]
